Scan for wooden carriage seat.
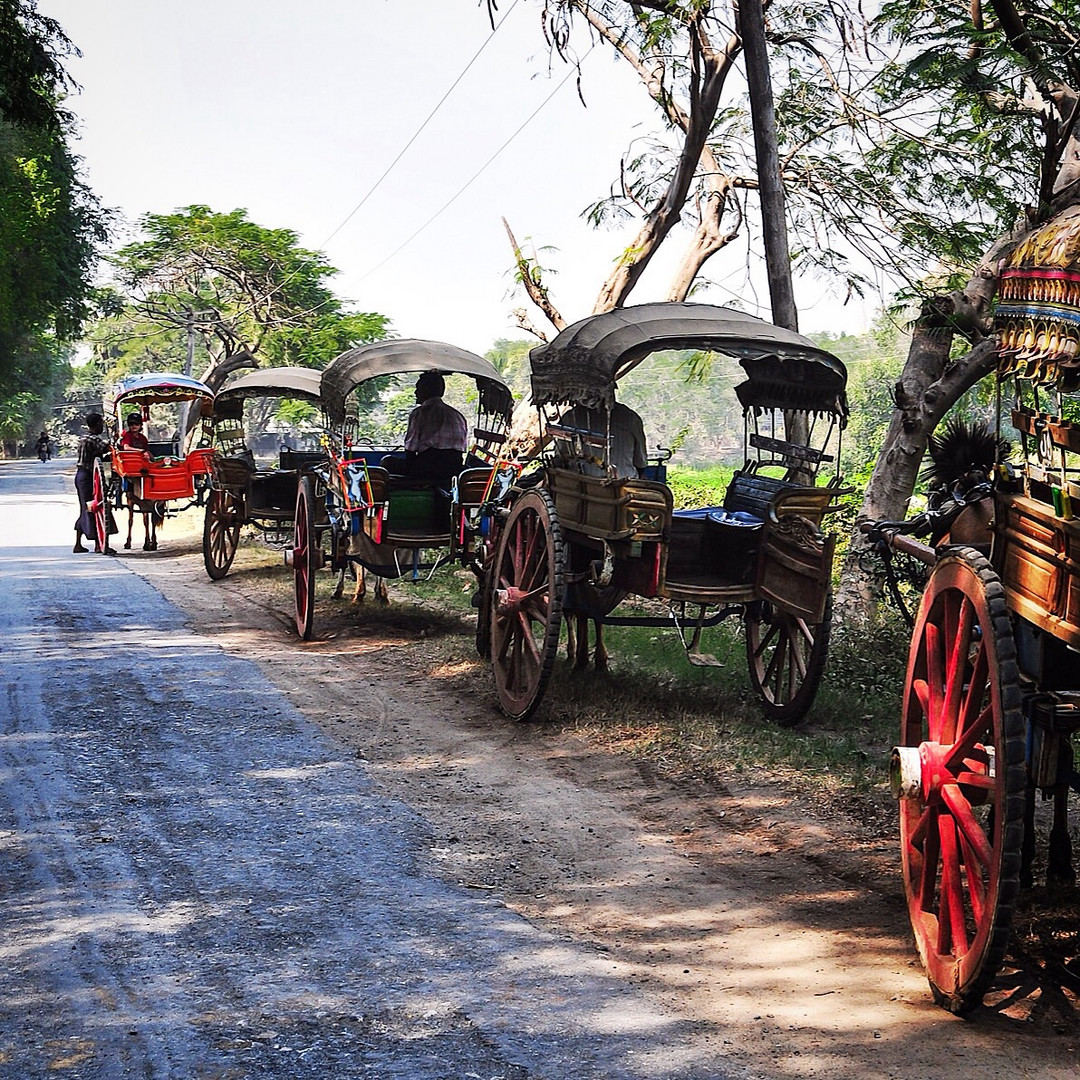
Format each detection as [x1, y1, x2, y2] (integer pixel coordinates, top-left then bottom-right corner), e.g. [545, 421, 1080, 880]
[668, 473, 838, 589]
[278, 448, 327, 472]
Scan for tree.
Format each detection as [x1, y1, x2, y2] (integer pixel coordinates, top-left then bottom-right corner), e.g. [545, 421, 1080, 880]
[836, 0, 1080, 614]
[501, 2, 1034, 330]
[101, 205, 389, 391]
[0, 0, 107, 421]
[496, 0, 1051, 464]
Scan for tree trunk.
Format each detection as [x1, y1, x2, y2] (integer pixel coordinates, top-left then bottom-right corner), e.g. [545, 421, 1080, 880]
[835, 260, 1009, 621]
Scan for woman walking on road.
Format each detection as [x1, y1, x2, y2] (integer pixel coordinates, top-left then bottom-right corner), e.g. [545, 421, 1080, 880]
[73, 412, 113, 554]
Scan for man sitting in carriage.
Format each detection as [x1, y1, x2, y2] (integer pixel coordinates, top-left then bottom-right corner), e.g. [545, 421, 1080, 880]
[388, 370, 469, 489]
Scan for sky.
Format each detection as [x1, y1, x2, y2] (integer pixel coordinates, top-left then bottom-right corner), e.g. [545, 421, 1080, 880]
[38, 0, 877, 356]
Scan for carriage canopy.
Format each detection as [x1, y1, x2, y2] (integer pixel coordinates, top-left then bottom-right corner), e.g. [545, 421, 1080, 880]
[996, 205, 1080, 389]
[111, 371, 215, 408]
[528, 302, 848, 419]
[215, 366, 324, 406]
[320, 339, 513, 427]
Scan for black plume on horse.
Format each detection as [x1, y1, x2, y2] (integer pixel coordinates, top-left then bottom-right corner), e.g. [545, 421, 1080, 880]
[921, 417, 1010, 491]
[921, 417, 1011, 547]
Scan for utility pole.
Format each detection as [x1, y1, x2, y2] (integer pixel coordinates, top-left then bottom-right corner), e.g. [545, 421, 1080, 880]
[740, 0, 799, 334]
[178, 307, 216, 447]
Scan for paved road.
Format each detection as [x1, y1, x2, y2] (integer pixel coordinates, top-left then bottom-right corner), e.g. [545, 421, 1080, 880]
[0, 459, 737, 1080]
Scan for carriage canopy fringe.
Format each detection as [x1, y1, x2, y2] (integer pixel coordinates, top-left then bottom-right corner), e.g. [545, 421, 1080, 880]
[996, 205, 1080, 389]
[320, 339, 512, 427]
[110, 372, 215, 406]
[528, 302, 848, 419]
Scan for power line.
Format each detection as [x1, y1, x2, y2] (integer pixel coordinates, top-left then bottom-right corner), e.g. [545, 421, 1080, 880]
[357, 48, 593, 284]
[173, 1, 524, 334]
[318, 0, 522, 250]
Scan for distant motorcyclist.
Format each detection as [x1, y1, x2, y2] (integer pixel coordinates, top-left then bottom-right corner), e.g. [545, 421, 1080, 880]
[35, 430, 51, 462]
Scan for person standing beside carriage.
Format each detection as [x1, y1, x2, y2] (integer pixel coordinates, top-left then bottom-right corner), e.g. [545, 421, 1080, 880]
[73, 412, 114, 554]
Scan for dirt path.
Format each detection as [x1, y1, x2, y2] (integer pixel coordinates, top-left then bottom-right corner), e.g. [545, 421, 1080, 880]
[130, 528, 1077, 1080]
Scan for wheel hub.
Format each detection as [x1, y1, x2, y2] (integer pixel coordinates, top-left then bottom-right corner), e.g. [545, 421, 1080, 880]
[890, 741, 994, 803]
[494, 587, 528, 618]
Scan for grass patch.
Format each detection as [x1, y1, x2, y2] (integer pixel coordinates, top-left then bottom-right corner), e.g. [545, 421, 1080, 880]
[405, 571, 907, 806]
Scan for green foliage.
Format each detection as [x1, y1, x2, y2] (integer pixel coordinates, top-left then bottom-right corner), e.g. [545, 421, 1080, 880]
[0, 1, 107, 402]
[485, 338, 533, 401]
[666, 464, 734, 509]
[617, 348, 746, 465]
[99, 205, 388, 376]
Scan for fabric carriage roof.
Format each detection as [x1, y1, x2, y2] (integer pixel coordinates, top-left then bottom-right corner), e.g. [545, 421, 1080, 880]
[216, 366, 324, 404]
[320, 339, 513, 426]
[529, 302, 848, 417]
[112, 371, 214, 404]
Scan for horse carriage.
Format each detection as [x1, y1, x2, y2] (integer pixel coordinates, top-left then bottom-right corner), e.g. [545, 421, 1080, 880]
[91, 372, 216, 552]
[476, 302, 851, 723]
[290, 339, 514, 639]
[202, 366, 326, 580]
[864, 206, 1080, 1013]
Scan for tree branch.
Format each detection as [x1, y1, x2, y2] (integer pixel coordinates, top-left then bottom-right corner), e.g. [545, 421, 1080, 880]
[503, 218, 567, 332]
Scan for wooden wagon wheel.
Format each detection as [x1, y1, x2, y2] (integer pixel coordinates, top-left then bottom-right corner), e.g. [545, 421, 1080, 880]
[489, 489, 564, 720]
[202, 488, 242, 581]
[91, 459, 110, 553]
[293, 473, 319, 640]
[745, 592, 832, 726]
[895, 547, 1024, 1013]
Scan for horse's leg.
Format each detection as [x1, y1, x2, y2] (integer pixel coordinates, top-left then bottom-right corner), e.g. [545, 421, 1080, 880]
[573, 612, 591, 671]
[375, 576, 389, 604]
[352, 565, 367, 604]
[124, 501, 134, 549]
[1047, 743, 1076, 886]
[593, 620, 608, 672]
[565, 616, 577, 664]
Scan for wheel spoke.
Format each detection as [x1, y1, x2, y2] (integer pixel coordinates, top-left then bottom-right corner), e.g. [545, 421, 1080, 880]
[945, 704, 992, 772]
[917, 807, 940, 910]
[925, 622, 944, 741]
[940, 783, 993, 869]
[942, 598, 975, 744]
[937, 815, 968, 956]
[956, 640, 989, 740]
[957, 829, 988, 926]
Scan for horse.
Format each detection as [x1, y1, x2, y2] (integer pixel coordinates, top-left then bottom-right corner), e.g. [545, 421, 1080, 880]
[122, 489, 165, 551]
[333, 562, 390, 604]
[563, 582, 625, 671]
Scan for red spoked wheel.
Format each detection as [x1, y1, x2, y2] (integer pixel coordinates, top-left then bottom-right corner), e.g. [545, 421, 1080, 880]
[489, 490, 564, 720]
[203, 488, 242, 580]
[91, 459, 110, 553]
[293, 474, 319, 640]
[896, 547, 1024, 1013]
[745, 592, 832, 726]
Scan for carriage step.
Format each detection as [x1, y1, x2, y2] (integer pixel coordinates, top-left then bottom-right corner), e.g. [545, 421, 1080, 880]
[685, 649, 724, 667]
